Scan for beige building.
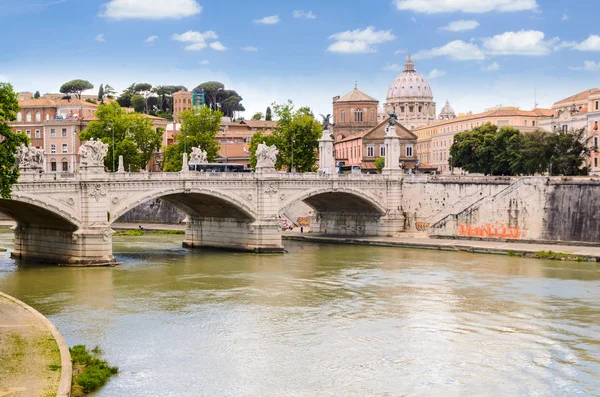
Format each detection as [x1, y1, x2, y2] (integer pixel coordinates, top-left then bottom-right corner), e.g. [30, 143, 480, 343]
[414, 107, 553, 173]
[172, 90, 193, 122]
[332, 86, 379, 142]
[539, 88, 599, 134]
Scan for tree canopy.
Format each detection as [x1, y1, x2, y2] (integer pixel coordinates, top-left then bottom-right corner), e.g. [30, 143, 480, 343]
[98, 84, 104, 103]
[59, 79, 94, 100]
[162, 105, 222, 172]
[251, 112, 263, 120]
[34, 91, 40, 99]
[79, 102, 162, 171]
[0, 83, 29, 198]
[265, 106, 272, 121]
[193, 81, 245, 118]
[450, 123, 590, 176]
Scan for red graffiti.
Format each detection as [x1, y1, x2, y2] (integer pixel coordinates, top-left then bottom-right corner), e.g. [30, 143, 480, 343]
[458, 223, 526, 239]
[297, 217, 311, 227]
[416, 222, 430, 232]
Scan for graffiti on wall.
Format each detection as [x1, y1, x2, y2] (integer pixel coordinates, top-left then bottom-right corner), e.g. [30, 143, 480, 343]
[415, 222, 430, 232]
[458, 223, 527, 239]
[297, 217, 311, 227]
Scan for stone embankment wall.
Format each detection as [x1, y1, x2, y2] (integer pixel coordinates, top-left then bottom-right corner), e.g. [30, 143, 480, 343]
[418, 177, 600, 243]
[117, 199, 187, 224]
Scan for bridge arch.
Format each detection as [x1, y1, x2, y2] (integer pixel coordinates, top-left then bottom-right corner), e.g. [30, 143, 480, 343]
[279, 187, 387, 216]
[0, 196, 80, 230]
[110, 187, 257, 224]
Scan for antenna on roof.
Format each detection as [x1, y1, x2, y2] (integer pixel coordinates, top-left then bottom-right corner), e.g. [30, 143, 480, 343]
[534, 86, 538, 109]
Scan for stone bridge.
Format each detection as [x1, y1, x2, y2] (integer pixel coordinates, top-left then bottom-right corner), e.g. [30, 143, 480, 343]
[2, 171, 403, 265]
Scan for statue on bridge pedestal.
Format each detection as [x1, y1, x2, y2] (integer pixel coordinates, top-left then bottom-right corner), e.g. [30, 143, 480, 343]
[189, 147, 208, 165]
[79, 139, 109, 168]
[17, 145, 44, 171]
[256, 142, 278, 169]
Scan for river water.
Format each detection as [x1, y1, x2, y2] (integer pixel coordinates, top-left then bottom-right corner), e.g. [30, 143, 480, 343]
[0, 230, 599, 396]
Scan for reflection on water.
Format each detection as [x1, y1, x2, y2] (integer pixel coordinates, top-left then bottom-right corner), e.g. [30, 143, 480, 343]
[1, 230, 600, 396]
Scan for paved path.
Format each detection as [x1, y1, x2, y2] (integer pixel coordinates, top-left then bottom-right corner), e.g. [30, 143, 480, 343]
[283, 231, 600, 261]
[0, 293, 71, 397]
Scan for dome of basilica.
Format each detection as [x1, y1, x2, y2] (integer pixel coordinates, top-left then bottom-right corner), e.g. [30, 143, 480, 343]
[386, 55, 433, 101]
[439, 100, 456, 120]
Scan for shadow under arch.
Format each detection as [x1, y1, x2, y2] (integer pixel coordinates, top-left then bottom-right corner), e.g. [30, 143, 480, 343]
[0, 199, 79, 232]
[280, 188, 387, 216]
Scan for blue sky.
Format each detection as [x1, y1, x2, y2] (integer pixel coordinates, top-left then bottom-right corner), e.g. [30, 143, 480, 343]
[1, 0, 599, 117]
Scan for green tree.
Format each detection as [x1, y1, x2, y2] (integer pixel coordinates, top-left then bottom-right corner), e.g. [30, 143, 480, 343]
[0, 83, 29, 198]
[117, 83, 137, 108]
[130, 95, 145, 113]
[272, 101, 322, 172]
[548, 128, 590, 176]
[79, 102, 162, 171]
[162, 106, 222, 172]
[375, 157, 385, 170]
[59, 79, 94, 100]
[251, 112, 263, 120]
[98, 84, 104, 103]
[265, 106, 272, 121]
[194, 81, 224, 109]
[152, 85, 186, 113]
[104, 84, 117, 99]
[134, 83, 153, 113]
[249, 130, 279, 170]
[33, 91, 40, 99]
[193, 82, 245, 118]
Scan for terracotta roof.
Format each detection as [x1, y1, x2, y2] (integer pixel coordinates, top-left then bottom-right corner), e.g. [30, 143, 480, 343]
[18, 98, 98, 108]
[414, 108, 553, 131]
[338, 118, 417, 143]
[336, 87, 379, 103]
[554, 88, 600, 107]
[219, 143, 250, 159]
[242, 120, 278, 129]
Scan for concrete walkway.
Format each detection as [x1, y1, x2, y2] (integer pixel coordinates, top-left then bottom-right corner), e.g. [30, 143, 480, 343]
[283, 231, 600, 261]
[0, 292, 71, 397]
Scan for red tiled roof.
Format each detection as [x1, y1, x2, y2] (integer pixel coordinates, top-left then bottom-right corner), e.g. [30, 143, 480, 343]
[242, 120, 278, 129]
[553, 88, 600, 107]
[18, 98, 98, 108]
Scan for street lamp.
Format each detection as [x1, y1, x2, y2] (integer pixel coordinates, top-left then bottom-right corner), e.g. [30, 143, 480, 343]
[291, 138, 295, 173]
[108, 126, 114, 172]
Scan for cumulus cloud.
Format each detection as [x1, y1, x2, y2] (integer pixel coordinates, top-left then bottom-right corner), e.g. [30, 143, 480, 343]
[394, 0, 538, 13]
[241, 46, 258, 52]
[254, 15, 280, 25]
[172, 30, 222, 51]
[569, 61, 600, 71]
[100, 0, 202, 20]
[428, 69, 446, 79]
[439, 20, 479, 32]
[293, 10, 316, 19]
[481, 62, 500, 71]
[483, 30, 557, 55]
[327, 26, 396, 54]
[573, 35, 600, 51]
[95, 34, 106, 42]
[414, 40, 485, 60]
[145, 35, 158, 43]
[383, 63, 403, 71]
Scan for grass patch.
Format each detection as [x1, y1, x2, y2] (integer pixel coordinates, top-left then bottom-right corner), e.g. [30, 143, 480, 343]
[70, 345, 118, 396]
[149, 230, 185, 235]
[529, 250, 586, 262]
[113, 229, 144, 237]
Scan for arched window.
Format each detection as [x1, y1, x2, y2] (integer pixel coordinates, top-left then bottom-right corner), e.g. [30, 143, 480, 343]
[26, 112, 31, 122]
[355, 109, 363, 122]
[418, 106, 422, 113]
[400, 106, 405, 113]
[17, 112, 22, 122]
[409, 106, 414, 113]
[35, 111, 41, 121]
[341, 110, 345, 123]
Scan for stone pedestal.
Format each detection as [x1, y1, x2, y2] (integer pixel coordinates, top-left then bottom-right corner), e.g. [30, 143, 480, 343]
[318, 130, 335, 174]
[117, 155, 125, 173]
[382, 125, 402, 176]
[181, 152, 190, 173]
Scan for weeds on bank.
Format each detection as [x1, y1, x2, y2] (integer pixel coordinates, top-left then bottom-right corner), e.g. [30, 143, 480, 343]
[70, 345, 118, 396]
[113, 229, 184, 237]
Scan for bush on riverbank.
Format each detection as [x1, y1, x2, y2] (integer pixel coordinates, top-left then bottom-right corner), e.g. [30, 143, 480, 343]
[113, 229, 184, 236]
[70, 345, 118, 396]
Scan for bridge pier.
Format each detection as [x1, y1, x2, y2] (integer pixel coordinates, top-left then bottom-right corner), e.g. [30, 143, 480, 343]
[183, 217, 284, 253]
[12, 224, 115, 266]
[310, 211, 405, 237]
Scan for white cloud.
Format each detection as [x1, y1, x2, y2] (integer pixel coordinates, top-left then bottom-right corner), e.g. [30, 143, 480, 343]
[293, 10, 316, 19]
[95, 34, 106, 42]
[145, 35, 158, 43]
[254, 15, 280, 25]
[172, 30, 223, 51]
[241, 46, 258, 52]
[569, 61, 600, 72]
[573, 35, 600, 51]
[414, 40, 485, 60]
[199, 60, 209, 65]
[439, 20, 479, 32]
[483, 30, 557, 55]
[410, 16, 417, 23]
[100, 0, 202, 20]
[328, 27, 396, 54]
[383, 63, 402, 71]
[209, 41, 227, 51]
[428, 69, 446, 79]
[561, 14, 568, 21]
[394, 0, 538, 13]
[481, 62, 500, 71]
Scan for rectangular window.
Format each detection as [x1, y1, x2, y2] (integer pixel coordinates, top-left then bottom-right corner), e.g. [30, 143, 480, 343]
[62, 162, 69, 172]
[62, 143, 68, 153]
[563, 125, 568, 133]
[62, 128, 67, 137]
[35, 130, 40, 138]
[50, 128, 56, 137]
[367, 145, 375, 157]
[26, 130, 31, 136]
[406, 146, 413, 157]
[497, 120, 509, 127]
[532, 121, 536, 127]
[51, 144, 56, 154]
[380, 145, 385, 157]
[51, 162, 57, 172]
[524, 120, 528, 126]
[594, 137, 598, 149]
[596, 158, 598, 168]
[596, 101, 599, 111]
[16, 130, 21, 134]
